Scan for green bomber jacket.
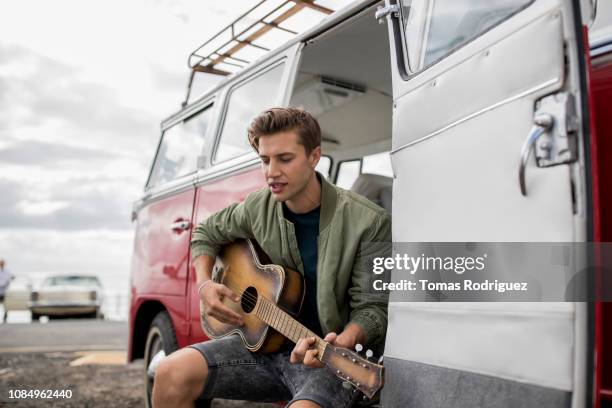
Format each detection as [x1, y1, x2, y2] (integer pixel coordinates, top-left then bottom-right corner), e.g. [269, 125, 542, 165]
[190, 173, 391, 347]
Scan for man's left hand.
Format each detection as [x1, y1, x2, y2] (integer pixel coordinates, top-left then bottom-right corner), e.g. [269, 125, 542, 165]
[290, 323, 366, 368]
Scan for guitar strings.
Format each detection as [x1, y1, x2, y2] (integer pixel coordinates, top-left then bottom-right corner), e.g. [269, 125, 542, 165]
[205, 276, 383, 376]
[201, 267, 380, 392]
[205, 277, 327, 352]
[221, 279, 318, 338]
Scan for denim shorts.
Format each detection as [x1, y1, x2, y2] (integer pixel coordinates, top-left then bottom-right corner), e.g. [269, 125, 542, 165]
[188, 335, 360, 408]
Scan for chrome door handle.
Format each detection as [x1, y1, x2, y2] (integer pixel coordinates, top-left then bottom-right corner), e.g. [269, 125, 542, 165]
[375, 4, 400, 23]
[518, 113, 554, 196]
[170, 220, 191, 231]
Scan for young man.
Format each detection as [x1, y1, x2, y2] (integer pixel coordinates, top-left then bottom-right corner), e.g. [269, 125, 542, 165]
[153, 108, 391, 408]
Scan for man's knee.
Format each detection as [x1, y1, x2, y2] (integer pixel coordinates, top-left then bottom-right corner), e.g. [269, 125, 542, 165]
[154, 348, 208, 401]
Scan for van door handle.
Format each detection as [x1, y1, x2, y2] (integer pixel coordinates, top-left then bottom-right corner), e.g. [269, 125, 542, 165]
[375, 4, 400, 23]
[170, 220, 191, 232]
[518, 113, 554, 196]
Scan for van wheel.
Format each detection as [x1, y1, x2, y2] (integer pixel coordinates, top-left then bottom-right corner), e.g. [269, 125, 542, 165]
[31, 312, 40, 322]
[143, 312, 211, 408]
[144, 311, 179, 408]
[144, 311, 178, 408]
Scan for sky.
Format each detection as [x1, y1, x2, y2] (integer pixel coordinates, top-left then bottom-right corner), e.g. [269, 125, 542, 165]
[0, 0, 352, 296]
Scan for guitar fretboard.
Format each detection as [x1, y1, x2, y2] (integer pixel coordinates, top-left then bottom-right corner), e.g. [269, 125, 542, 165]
[255, 297, 327, 359]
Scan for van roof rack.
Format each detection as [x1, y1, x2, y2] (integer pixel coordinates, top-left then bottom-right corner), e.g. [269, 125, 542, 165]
[183, 0, 334, 107]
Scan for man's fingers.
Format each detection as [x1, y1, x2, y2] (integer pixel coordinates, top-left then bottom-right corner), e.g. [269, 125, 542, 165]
[303, 349, 323, 368]
[289, 350, 300, 364]
[323, 332, 337, 344]
[297, 337, 315, 352]
[209, 301, 243, 325]
[290, 339, 308, 363]
[217, 284, 240, 302]
[290, 347, 304, 364]
[291, 337, 316, 364]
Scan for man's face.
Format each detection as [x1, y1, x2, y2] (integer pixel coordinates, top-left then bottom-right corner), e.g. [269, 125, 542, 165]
[258, 130, 321, 202]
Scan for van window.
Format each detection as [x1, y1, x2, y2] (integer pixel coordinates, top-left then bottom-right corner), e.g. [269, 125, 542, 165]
[316, 156, 332, 179]
[335, 152, 393, 189]
[147, 104, 213, 188]
[363, 152, 393, 178]
[214, 63, 285, 163]
[400, 0, 533, 72]
[336, 159, 362, 189]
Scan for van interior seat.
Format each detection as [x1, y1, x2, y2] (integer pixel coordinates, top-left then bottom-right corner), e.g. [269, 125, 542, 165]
[350, 173, 393, 214]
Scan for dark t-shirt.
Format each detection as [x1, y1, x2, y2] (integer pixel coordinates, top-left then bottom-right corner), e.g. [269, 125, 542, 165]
[283, 203, 323, 337]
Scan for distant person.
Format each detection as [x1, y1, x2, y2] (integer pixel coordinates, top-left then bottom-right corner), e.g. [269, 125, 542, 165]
[0, 258, 15, 322]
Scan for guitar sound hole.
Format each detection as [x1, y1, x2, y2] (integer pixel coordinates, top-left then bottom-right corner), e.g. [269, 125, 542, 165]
[241, 286, 258, 314]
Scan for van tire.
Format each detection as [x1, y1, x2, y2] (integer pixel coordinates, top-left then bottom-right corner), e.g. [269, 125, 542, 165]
[143, 311, 211, 408]
[144, 311, 178, 408]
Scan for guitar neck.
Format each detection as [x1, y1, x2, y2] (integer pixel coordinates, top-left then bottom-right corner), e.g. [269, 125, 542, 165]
[255, 297, 327, 359]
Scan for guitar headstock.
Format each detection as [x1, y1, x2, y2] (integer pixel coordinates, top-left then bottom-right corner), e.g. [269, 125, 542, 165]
[321, 344, 384, 399]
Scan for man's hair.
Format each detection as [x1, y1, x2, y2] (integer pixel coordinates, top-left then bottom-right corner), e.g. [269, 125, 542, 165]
[247, 107, 321, 154]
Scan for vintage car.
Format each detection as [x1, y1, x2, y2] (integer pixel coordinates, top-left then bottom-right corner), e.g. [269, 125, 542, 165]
[30, 274, 104, 320]
[129, 1, 612, 407]
[3, 276, 32, 322]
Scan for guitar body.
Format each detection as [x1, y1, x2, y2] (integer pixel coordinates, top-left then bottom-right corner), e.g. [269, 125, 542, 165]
[200, 239, 305, 353]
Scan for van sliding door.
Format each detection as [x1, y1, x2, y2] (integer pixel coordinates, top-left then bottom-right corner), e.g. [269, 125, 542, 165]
[381, 0, 593, 407]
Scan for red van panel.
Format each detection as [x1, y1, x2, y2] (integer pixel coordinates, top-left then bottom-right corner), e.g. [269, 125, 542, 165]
[185, 167, 267, 345]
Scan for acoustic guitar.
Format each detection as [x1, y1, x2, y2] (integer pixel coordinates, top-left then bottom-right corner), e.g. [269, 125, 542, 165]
[200, 239, 384, 399]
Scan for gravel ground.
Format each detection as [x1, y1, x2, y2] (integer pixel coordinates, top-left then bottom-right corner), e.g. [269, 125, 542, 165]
[0, 352, 278, 407]
[0, 351, 144, 407]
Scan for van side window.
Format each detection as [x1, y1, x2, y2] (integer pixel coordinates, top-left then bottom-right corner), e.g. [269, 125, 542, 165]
[335, 152, 393, 189]
[316, 156, 332, 179]
[363, 152, 393, 178]
[147, 104, 213, 188]
[336, 159, 362, 189]
[214, 63, 285, 163]
[400, 0, 533, 72]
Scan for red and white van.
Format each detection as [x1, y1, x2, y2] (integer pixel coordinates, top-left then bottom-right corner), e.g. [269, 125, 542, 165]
[128, 1, 612, 406]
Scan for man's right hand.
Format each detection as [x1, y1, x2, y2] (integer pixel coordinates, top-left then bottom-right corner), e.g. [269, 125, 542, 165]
[200, 282, 244, 326]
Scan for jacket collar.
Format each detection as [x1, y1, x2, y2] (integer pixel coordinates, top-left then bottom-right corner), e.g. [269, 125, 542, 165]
[318, 172, 338, 232]
[276, 171, 338, 233]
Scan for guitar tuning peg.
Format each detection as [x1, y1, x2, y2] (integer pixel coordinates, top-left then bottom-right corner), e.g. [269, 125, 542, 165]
[378, 355, 384, 364]
[355, 343, 363, 353]
[365, 349, 373, 359]
[342, 381, 353, 390]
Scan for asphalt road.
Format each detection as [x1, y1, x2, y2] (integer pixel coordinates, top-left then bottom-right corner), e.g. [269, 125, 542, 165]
[0, 319, 128, 353]
[0, 320, 276, 407]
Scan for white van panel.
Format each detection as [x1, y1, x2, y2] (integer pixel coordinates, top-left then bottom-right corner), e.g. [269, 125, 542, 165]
[385, 302, 575, 391]
[391, 10, 564, 150]
[391, 99, 574, 241]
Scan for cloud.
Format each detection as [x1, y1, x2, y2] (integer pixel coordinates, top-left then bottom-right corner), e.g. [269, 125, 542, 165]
[0, 140, 114, 165]
[149, 62, 189, 95]
[0, 42, 155, 234]
[0, 43, 159, 154]
[0, 177, 134, 231]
